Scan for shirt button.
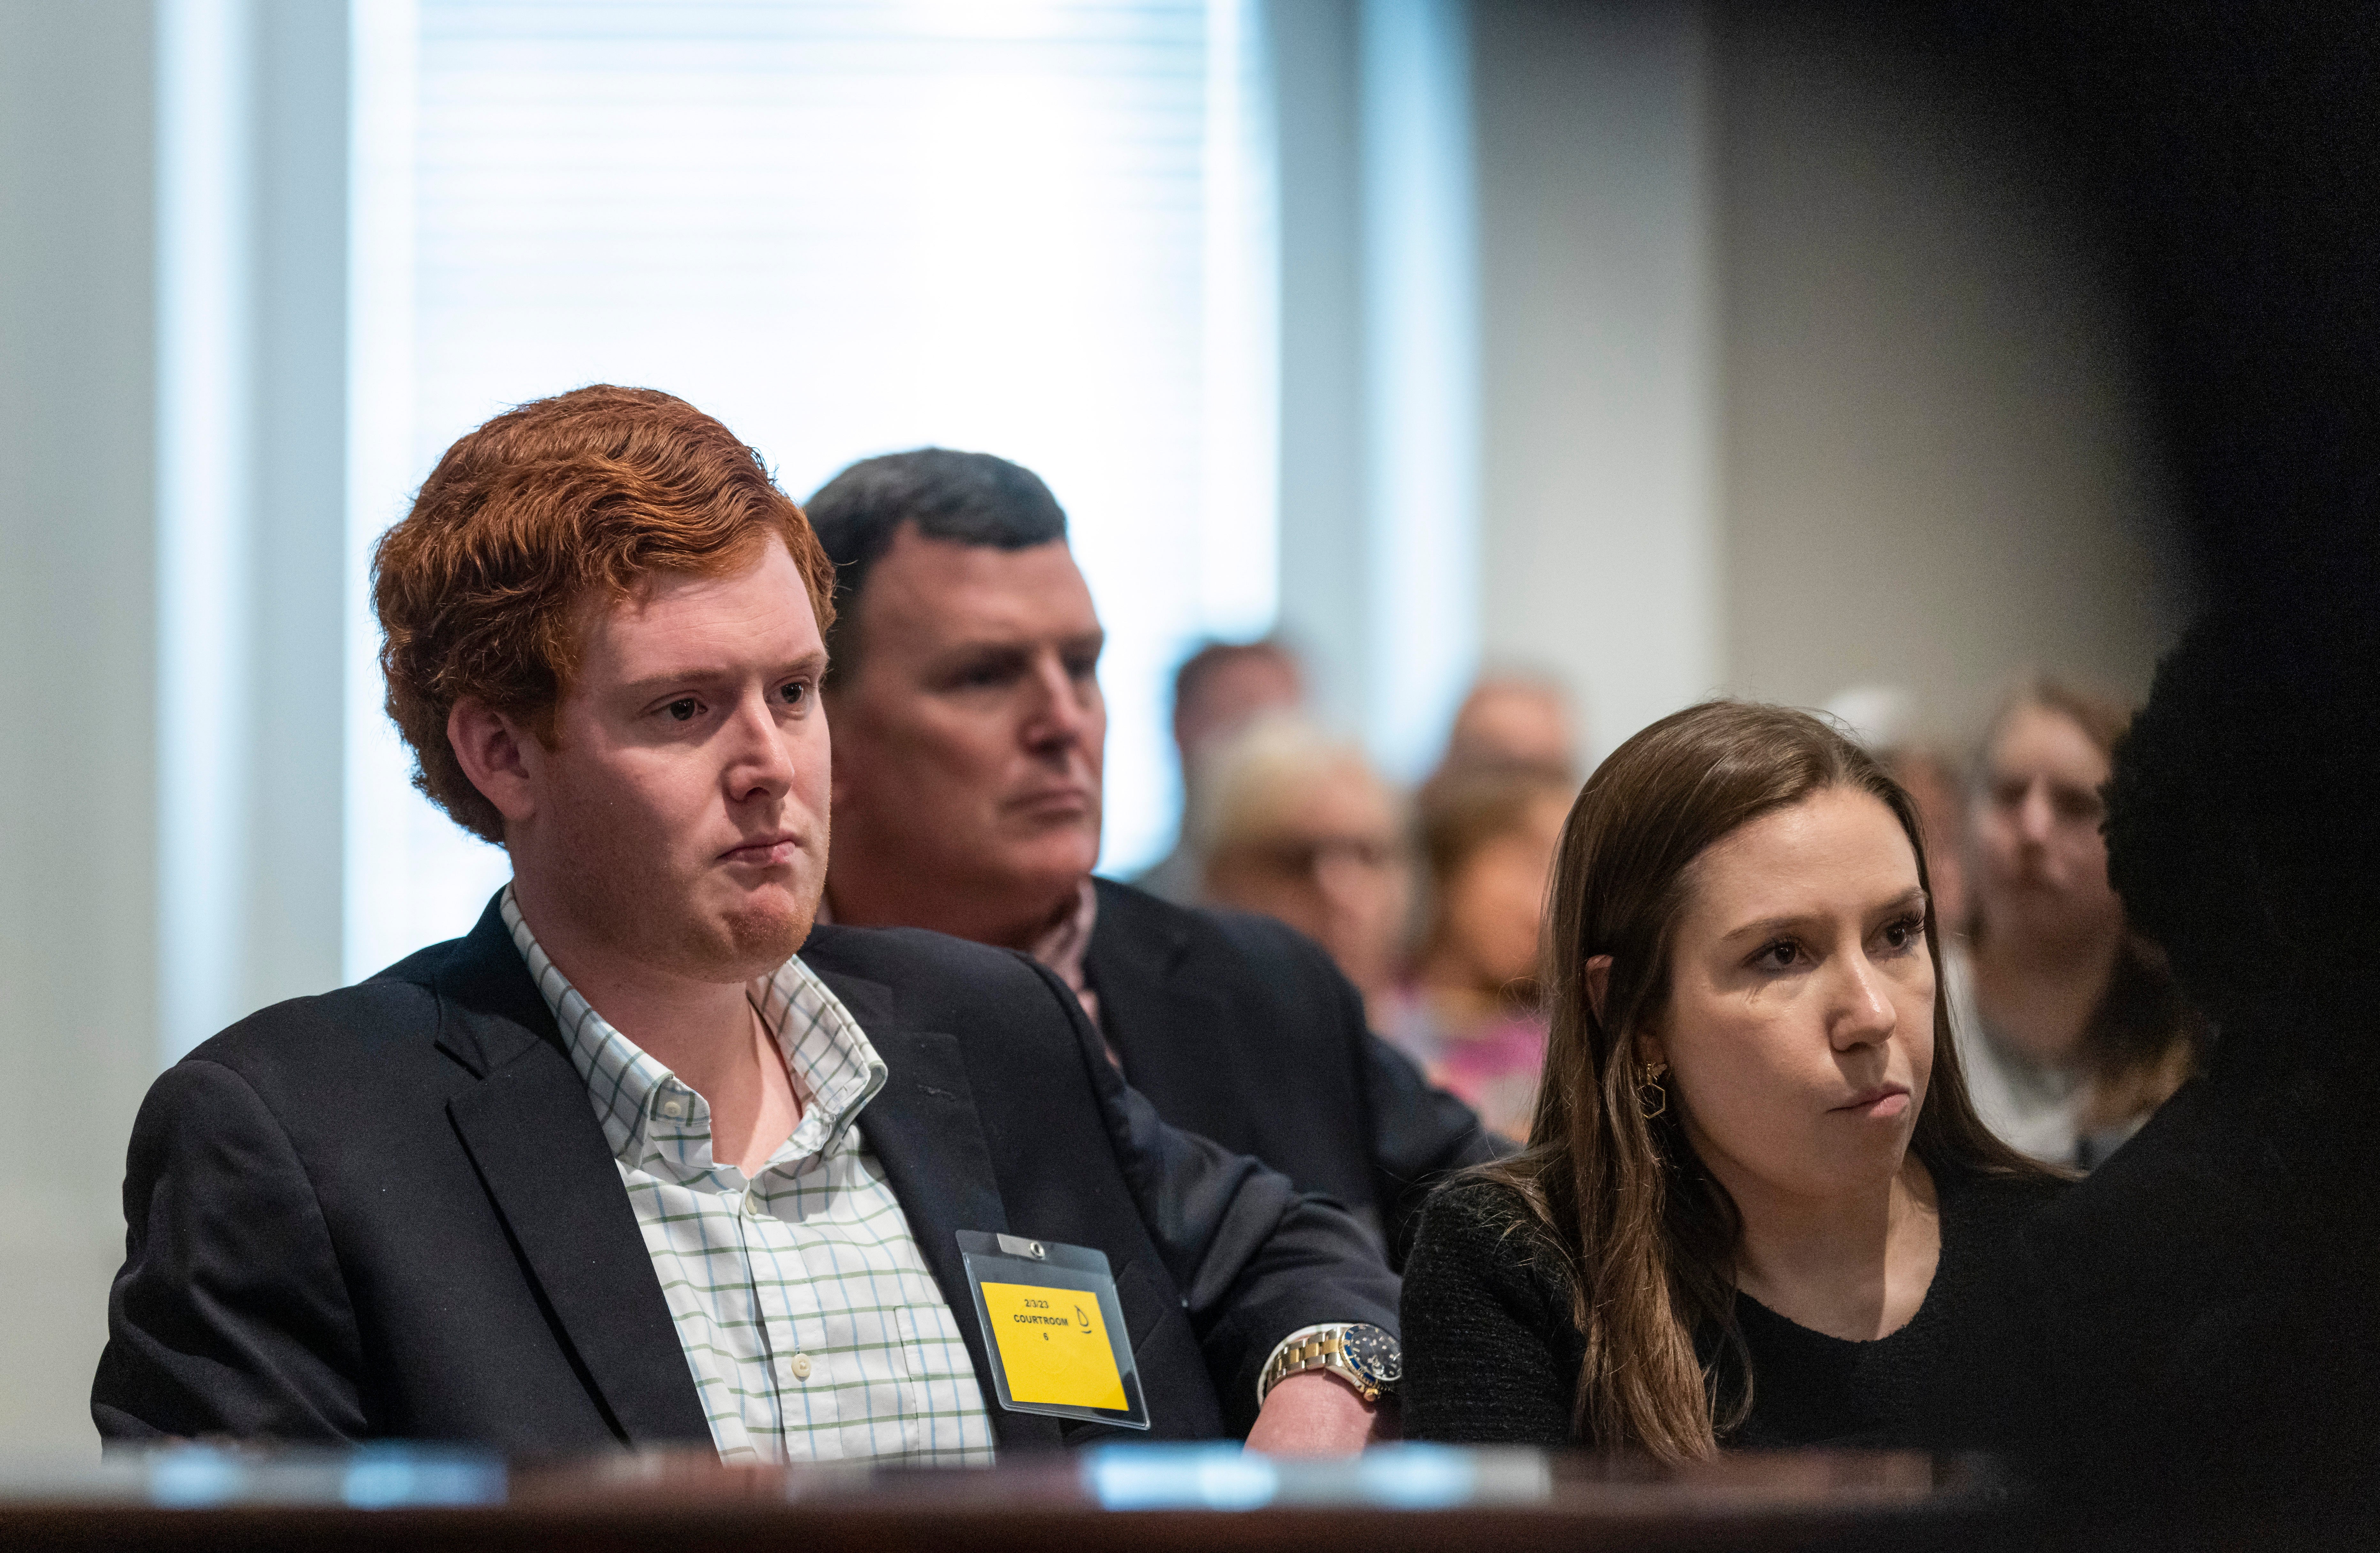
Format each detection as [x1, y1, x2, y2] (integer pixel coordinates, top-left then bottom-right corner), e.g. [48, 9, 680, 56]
[789, 1353, 812, 1380]
[743, 1187, 764, 1216]
[660, 1098, 685, 1119]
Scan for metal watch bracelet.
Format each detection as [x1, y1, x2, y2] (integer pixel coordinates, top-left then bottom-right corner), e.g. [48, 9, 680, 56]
[1255, 1323, 1400, 1408]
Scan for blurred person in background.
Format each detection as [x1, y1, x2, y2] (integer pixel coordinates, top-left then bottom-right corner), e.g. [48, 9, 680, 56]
[1824, 684, 1971, 934]
[1954, 677, 2208, 1169]
[1196, 716, 1415, 1021]
[1436, 670, 1579, 780]
[810, 451, 1498, 1264]
[1379, 767, 1575, 1142]
[1135, 638, 1306, 904]
[1885, 747, 1971, 937]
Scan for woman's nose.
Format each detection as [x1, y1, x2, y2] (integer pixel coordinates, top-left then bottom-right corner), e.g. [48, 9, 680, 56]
[1832, 956, 1899, 1048]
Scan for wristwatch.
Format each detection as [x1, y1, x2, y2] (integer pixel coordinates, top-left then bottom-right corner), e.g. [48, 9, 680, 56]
[1256, 1322, 1403, 1406]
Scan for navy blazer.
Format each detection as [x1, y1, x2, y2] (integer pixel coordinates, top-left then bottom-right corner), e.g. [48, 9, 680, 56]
[1086, 878, 1504, 1265]
[93, 896, 1399, 1452]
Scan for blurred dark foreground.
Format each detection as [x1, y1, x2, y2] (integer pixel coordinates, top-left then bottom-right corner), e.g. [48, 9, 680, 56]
[0, 1441, 2354, 1553]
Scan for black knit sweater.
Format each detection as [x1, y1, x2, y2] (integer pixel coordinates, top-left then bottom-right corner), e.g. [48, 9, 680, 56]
[1399, 1167, 2067, 1450]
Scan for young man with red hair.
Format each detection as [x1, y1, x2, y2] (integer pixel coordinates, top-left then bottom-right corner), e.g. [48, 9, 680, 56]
[94, 387, 1398, 1457]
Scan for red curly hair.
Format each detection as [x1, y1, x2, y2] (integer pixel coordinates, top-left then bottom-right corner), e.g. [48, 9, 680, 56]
[373, 385, 837, 844]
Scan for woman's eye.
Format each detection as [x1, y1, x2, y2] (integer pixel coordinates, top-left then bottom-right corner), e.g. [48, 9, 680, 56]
[1754, 940, 1801, 970]
[1880, 914, 1926, 952]
[665, 698, 700, 723]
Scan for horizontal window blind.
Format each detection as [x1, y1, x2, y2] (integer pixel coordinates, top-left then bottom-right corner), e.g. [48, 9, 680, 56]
[349, 0, 1278, 974]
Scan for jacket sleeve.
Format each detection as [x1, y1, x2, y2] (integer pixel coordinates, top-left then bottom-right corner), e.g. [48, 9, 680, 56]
[1399, 1180, 1577, 1447]
[92, 1059, 369, 1443]
[1237, 908, 1510, 1266]
[1360, 1019, 1512, 1267]
[1018, 956, 1401, 1436]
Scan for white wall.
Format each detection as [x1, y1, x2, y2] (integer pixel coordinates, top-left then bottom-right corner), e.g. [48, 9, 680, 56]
[1273, 0, 1485, 781]
[0, 0, 349, 1451]
[156, 0, 348, 1061]
[1471, 0, 1719, 764]
[1469, 3, 2191, 764]
[1358, 0, 1481, 781]
[0, 0, 162, 1454]
[1711, 13, 2193, 740]
[1269, 0, 1369, 736]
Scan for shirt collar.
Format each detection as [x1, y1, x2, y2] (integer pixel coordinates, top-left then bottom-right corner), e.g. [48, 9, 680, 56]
[1025, 877, 1101, 1009]
[500, 884, 888, 1188]
[815, 876, 1101, 1008]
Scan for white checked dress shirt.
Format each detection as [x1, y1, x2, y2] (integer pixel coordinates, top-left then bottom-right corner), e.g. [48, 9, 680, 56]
[501, 888, 996, 1465]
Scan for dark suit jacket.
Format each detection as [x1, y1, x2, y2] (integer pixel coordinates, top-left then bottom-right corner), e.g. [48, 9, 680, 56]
[1085, 879, 1503, 1266]
[93, 897, 1399, 1453]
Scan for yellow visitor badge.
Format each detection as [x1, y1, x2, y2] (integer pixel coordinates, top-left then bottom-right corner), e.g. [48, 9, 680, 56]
[980, 1282, 1127, 1409]
[957, 1231, 1151, 1430]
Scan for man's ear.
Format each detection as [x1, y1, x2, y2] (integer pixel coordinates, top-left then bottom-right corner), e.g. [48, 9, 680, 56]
[1584, 954, 1613, 1026]
[447, 697, 542, 830]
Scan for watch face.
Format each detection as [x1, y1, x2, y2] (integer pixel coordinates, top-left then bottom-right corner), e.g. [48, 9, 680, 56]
[1340, 1324, 1402, 1388]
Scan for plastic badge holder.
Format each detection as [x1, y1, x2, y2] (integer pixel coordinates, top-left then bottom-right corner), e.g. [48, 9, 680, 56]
[957, 1231, 1151, 1430]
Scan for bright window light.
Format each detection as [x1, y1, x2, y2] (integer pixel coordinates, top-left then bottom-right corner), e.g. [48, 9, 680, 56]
[347, 0, 1280, 976]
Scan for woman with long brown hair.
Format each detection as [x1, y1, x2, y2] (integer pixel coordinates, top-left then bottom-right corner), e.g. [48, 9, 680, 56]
[1399, 702, 2063, 1457]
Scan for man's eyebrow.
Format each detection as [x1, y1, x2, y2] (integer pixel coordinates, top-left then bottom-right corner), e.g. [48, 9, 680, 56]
[926, 639, 1034, 665]
[617, 651, 826, 696]
[932, 630, 1103, 654]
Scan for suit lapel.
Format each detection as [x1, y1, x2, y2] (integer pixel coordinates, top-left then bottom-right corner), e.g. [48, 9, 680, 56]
[819, 966, 1065, 1452]
[433, 899, 712, 1447]
[1084, 884, 1238, 1115]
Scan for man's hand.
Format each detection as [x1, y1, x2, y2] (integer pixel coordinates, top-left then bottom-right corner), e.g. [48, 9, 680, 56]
[1243, 1371, 1399, 1456]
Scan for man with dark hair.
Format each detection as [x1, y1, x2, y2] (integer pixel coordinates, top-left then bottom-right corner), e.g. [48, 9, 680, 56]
[94, 389, 1400, 1456]
[811, 448, 1072, 689]
[1174, 641, 1305, 751]
[808, 448, 1500, 1266]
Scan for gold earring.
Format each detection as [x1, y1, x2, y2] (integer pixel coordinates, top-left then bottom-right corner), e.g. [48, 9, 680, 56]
[1637, 1060, 1669, 1121]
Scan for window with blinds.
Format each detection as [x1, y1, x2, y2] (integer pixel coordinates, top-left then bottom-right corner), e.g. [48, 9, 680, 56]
[347, 0, 1279, 974]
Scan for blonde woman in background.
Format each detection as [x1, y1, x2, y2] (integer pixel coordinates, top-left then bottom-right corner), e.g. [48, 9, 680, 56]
[1195, 716, 1413, 1016]
[1950, 678, 2209, 1170]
